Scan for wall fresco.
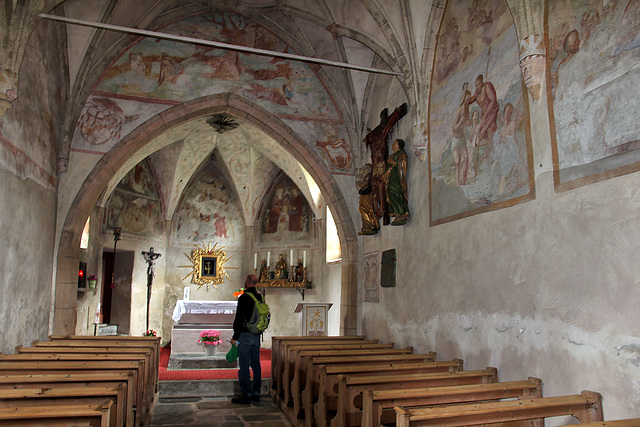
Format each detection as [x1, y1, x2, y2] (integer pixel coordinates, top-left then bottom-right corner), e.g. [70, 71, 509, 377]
[429, 0, 534, 224]
[72, 11, 351, 174]
[257, 174, 314, 247]
[548, 0, 640, 188]
[171, 156, 244, 248]
[105, 162, 164, 238]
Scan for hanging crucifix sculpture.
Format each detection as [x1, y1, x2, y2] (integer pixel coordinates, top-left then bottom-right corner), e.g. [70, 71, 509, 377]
[142, 247, 161, 333]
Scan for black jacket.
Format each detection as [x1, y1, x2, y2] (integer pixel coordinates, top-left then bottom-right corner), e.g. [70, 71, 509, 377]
[232, 286, 263, 340]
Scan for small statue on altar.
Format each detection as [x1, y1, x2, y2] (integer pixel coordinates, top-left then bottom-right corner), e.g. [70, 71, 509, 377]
[259, 259, 269, 282]
[294, 259, 304, 282]
[274, 253, 287, 279]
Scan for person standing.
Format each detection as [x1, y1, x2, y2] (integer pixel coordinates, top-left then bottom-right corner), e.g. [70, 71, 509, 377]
[231, 274, 263, 404]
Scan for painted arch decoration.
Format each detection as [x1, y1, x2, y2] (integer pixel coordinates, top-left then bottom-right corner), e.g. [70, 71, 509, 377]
[428, 0, 535, 225]
[72, 10, 352, 174]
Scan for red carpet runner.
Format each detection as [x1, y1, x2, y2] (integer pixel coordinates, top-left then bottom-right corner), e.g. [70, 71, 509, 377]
[159, 347, 272, 381]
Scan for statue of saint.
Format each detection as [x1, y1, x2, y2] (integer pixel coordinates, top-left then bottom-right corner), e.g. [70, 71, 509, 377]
[356, 163, 379, 235]
[384, 139, 410, 225]
[274, 253, 287, 279]
[259, 259, 269, 282]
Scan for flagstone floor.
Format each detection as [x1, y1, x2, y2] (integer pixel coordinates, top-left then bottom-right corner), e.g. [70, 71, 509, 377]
[150, 395, 294, 427]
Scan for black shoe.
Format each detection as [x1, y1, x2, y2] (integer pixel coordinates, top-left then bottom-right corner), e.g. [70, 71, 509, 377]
[231, 393, 251, 404]
[251, 394, 260, 402]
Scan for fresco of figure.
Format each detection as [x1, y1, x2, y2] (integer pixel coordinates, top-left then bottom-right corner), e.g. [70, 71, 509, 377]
[356, 163, 379, 235]
[384, 139, 410, 225]
[364, 103, 408, 221]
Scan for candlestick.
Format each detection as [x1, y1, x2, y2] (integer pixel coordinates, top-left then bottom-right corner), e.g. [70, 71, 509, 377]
[253, 253, 257, 270]
[290, 249, 294, 267]
[267, 251, 271, 267]
[303, 250, 306, 268]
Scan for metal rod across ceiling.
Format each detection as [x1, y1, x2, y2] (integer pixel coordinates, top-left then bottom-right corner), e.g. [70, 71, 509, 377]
[39, 13, 402, 77]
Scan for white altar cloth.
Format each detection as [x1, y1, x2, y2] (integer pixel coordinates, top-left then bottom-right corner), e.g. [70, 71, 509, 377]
[172, 300, 237, 323]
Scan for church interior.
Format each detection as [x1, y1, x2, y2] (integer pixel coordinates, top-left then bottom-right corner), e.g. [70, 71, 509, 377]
[1, 0, 640, 424]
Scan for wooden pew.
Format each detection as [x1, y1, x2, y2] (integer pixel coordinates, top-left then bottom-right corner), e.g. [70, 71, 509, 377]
[0, 386, 124, 427]
[0, 372, 135, 426]
[331, 367, 499, 427]
[309, 359, 462, 427]
[361, 377, 542, 427]
[0, 347, 155, 410]
[280, 341, 390, 406]
[287, 347, 414, 421]
[17, 345, 154, 388]
[46, 336, 160, 392]
[393, 390, 603, 427]
[272, 336, 365, 380]
[271, 336, 366, 396]
[0, 401, 113, 426]
[576, 420, 640, 426]
[0, 360, 144, 426]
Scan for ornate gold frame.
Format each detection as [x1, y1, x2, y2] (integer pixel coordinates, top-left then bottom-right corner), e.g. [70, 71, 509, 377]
[181, 242, 234, 290]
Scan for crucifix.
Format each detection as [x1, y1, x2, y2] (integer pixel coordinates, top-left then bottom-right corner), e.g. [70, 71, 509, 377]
[142, 247, 161, 333]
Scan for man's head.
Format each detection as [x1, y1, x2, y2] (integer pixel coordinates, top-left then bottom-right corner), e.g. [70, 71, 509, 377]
[245, 274, 258, 288]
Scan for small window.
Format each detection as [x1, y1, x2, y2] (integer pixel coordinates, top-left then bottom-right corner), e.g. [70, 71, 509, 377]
[325, 207, 341, 262]
[80, 217, 90, 249]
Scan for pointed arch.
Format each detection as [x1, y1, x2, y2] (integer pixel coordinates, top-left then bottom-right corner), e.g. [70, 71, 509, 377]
[54, 93, 358, 335]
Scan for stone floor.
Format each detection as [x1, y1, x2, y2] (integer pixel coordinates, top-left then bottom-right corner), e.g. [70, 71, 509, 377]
[150, 395, 294, 426]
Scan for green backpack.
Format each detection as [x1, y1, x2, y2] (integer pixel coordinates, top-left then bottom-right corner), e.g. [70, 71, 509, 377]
[245, 292, 271, 334]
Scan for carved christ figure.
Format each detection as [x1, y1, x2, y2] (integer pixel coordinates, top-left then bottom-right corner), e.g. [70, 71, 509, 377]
[364, 103, 408, 220]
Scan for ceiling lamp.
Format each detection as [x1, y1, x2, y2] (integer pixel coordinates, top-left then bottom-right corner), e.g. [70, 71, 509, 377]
[207, 114, 239, 134]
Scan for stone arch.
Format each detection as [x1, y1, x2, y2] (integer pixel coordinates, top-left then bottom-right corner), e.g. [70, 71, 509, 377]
[54, 92, 359, 336]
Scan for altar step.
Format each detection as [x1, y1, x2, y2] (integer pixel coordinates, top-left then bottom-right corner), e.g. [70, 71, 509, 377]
[159, 378, 271, 398]
[167, 353, 237, 370]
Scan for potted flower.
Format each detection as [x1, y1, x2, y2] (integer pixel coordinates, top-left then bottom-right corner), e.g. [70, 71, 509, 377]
[198, 330, 222, 356]
[87, 274, 97, 289]
[233, 288, 245, 298]
[144, 329, 157, 337]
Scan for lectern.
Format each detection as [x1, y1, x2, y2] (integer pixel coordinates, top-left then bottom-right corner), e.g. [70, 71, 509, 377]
[293, 302, 333, 336]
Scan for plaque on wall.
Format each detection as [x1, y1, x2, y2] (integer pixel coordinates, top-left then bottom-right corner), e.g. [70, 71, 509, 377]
[380, 249, 396, 288]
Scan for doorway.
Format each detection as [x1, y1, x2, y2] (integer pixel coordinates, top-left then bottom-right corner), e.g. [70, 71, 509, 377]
[101, 249, 134, 334]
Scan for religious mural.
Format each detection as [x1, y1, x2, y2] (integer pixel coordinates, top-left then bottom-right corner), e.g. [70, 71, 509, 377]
[429, 0, 534, 225]
[72, 11, 352, 174]
[257, 174, 314, 247]
[171, 158, 244, 248]
[105, 162, 164, 238]
[548, 0, 640, 189]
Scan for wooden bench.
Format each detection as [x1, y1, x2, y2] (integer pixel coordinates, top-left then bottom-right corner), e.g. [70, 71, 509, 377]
[286, 347, 414, 421]
[0, 401, 114, 426]
[393, 390, 603, 426]
[0, 360, 144, 426]
[280, 341, 392, 406]
[309, 359, 463, 427]
[0, 372, 135, 426]
[0, 385, 124, 427]
[0, 347, 155, 411]
[45, 337, 160, 392]
[332, 367, 499, 427]
[271, 337, 367, 400]
[361, 377, 542, 427]
[17, 344, 155, 392]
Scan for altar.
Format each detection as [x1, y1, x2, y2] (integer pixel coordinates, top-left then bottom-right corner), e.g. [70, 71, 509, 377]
[169, 300, 238, 369]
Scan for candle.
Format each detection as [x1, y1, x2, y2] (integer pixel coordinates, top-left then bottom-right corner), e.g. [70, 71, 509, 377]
[290, 249, 294, 267]
[303, 250, 306, 268]
[254, 253, 257, 270]
[267, 251, 271, 267]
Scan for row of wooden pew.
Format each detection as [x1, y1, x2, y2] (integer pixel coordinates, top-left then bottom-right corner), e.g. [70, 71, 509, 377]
[0, 334, 160, 426]
[270, 335, 640, 427]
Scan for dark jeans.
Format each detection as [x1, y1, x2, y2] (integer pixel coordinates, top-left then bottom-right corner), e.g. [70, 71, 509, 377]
[237, 331, 261, 396]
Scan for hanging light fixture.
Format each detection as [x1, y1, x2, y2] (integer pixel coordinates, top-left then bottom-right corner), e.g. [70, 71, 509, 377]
[207, 114, 239, 134]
